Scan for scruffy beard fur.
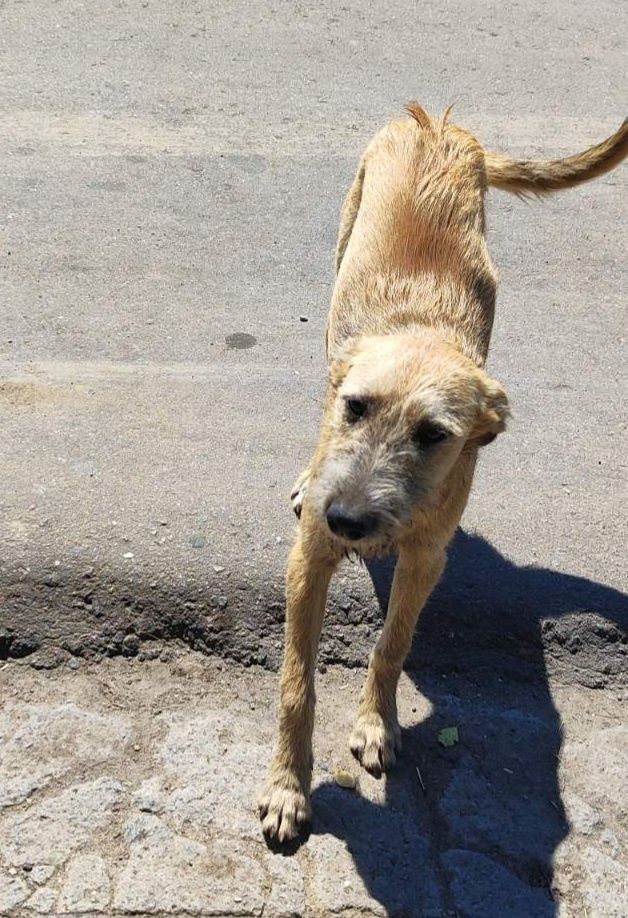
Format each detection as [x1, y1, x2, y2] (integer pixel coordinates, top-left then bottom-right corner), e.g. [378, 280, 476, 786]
[309, 441, 422, 556]
[259, 104, 628, 844]
[302, 330, 509, 557]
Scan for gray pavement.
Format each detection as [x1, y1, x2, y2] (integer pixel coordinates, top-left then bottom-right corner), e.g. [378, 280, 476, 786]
[0, 0, 626, 677]
[0, 1, 627, 915]
[1, 654, 627, 917]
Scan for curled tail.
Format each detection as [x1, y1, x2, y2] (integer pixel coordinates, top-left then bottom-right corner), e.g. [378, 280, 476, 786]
[485, 118, 628, 196]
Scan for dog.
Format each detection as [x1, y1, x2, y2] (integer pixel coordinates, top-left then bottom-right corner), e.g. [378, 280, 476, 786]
[259, 105, 628, 842]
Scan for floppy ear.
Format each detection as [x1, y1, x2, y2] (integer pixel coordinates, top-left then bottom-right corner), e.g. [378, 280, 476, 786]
[471, 374, 511, 446]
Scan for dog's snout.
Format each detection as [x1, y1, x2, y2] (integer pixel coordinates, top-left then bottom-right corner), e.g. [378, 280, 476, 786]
[326, 503, 378, 541]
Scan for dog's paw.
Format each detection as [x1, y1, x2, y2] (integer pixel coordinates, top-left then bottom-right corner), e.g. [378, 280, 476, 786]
[290, 468, 311, 519]
[258, 773, 311, 843]
[349, 712, 401, 778]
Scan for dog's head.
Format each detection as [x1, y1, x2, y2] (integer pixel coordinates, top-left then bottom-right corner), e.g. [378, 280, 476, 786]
[310, 332, 509, 551]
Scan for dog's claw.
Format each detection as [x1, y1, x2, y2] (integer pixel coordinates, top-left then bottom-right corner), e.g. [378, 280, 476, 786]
[258, 778, 311, 843]
[290, 469, 311, 519]
[350, 713, 401, 777]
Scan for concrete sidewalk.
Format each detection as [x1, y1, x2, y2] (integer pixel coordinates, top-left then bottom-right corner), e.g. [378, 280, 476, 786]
[1, 653, 627, 917]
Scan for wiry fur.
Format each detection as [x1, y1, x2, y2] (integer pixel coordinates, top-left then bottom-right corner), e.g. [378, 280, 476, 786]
[259, 104, 627, 843]
[484, 117, 628, 197]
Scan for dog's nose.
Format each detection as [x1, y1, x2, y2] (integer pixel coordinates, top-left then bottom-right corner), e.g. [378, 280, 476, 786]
[326, 503, 377, 541]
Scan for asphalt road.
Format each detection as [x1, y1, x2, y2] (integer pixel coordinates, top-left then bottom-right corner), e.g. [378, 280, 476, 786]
[0, 0, 626, 680]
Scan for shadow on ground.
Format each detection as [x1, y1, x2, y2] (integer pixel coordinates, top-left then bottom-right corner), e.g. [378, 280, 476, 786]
[310, 529, 628, 917]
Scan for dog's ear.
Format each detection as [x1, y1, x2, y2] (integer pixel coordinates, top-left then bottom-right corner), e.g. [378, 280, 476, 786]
[470, 373, 510, 446]
[328, 337, 360, 390]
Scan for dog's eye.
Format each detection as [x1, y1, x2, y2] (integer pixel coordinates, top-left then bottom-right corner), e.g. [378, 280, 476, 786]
[414, 423, 448, 447]
[346, 398, 367, 420]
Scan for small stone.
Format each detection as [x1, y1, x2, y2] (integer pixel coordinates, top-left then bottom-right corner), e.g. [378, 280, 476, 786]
[563, 793, 602, 836]
[123, 552, 134, 559]
[190, 534, 206, 549]
[122, 633, 139, 654]
[299, 315, 308, 322]
[134, 778, 164, 815]
[333, 768, 358, 790]
[317, 662, 327, 674]
[213, 565, 225, 573]
[29, 865, 55, 885]
[68, 658, 80, 671]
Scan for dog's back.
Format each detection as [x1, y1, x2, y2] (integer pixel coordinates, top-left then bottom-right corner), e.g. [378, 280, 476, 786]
[329, 105, 627, 365]
[330, 107, 497, 365]
[347, 106, 488, 266]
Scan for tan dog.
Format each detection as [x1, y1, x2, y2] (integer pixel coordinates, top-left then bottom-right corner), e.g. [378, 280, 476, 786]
[259, 105, 628, 842]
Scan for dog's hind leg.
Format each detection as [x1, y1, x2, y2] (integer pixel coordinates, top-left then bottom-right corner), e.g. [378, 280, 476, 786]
[259, 524, 338, 842]
[350, 543, 446, 777]
[335, 158, 365, 273]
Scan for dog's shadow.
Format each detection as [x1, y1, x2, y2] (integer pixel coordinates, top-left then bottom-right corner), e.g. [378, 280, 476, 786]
[308, 529, 627, 916]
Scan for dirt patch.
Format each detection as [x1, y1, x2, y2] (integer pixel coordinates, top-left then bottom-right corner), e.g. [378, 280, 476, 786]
[0, 379, 84, 409]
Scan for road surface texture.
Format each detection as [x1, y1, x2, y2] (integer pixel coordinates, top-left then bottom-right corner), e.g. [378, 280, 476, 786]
[1, 654, 627, 917]
[0, 0, 626, 916]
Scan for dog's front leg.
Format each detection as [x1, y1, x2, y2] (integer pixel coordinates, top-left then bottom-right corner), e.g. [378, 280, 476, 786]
[350, 543, 446, 776]
[259, 528, 337, 842]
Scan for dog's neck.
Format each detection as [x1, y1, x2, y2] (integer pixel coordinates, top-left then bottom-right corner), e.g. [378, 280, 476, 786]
[329, 268, 495, 368]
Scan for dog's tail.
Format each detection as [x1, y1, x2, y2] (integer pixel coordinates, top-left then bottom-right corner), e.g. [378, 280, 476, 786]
[484, 119, 628, 197]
